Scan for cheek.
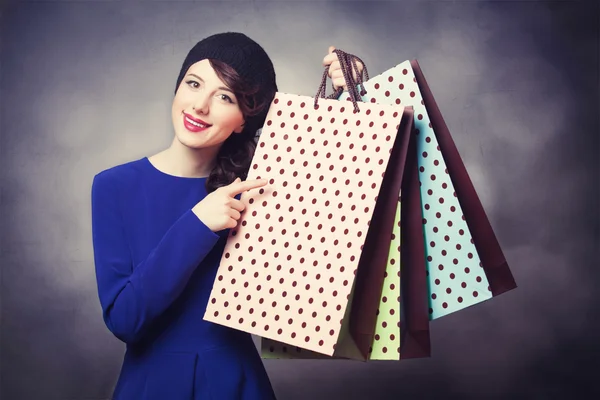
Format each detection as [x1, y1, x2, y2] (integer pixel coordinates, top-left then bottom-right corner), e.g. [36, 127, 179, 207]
[172, 95, 185, 109]
[171, 103, 181, 124]
[230, 110, 245, 128]
[172, 88, 192, 110]
[215, 108, 244, 131]
[171, 98, 181, 115]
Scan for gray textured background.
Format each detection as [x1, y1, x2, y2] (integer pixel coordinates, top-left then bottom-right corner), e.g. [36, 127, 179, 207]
[1, 0, 598, 399]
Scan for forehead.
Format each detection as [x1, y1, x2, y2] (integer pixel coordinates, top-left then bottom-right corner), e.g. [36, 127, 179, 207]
[186, 60, 222, 82]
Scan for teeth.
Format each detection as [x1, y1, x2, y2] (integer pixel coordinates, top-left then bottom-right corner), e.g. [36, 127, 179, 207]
[186, 116, 207, 128]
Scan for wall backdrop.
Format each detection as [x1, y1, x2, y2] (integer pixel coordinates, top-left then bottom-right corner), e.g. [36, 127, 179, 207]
[1, 0, 598, 399]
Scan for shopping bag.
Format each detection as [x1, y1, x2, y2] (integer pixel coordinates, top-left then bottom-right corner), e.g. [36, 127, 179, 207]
[338, 60, 517, 319]
[204, 53, 409, 359]
[410, 60, 517, 298]
[260, 106, 431, 360]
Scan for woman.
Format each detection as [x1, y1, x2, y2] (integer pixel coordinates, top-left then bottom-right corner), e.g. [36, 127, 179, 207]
[91, 32, 358, 399]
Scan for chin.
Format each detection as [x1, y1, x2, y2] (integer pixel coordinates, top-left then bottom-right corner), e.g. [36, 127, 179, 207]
[176, 134, 205, 150]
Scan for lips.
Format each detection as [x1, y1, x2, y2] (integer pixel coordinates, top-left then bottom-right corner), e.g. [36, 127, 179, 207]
[183, 112, 211, 133]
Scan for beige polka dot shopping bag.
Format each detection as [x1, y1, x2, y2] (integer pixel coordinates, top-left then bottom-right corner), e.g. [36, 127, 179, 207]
[260, 105, 431, 361]
[204, 53, 431, 361]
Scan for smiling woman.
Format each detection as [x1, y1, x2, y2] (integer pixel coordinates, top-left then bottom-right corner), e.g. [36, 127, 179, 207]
[90, 32, 360, 400]
[157, 36, 278, 192]
[169, 60, 247, 182]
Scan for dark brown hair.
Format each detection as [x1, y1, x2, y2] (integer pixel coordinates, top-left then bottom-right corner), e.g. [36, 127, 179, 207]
[204, 59, 275, 193]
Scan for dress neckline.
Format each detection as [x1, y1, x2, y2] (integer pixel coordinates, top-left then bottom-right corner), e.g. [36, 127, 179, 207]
[142, 157, 209, 181]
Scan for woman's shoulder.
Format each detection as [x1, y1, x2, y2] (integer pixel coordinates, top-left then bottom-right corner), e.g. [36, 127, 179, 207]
[92, 157, 149, 190]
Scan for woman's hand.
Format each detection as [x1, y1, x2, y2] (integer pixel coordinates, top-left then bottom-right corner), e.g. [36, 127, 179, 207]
[192, 177, 268, 232]
[322, 46, 364, 91]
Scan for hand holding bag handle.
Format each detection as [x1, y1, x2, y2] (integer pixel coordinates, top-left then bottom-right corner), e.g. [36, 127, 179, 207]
[314, 49, 421, 359]
[314, 49, 370, 112]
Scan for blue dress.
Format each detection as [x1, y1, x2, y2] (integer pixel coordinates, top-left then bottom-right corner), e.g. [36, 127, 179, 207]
[91, 157, 277, 400]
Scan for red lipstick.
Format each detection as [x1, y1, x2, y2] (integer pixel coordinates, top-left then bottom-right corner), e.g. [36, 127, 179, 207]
[183, 113, 211, 133]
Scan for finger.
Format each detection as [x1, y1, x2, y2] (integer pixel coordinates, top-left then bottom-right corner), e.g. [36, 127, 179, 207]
[332, 78, 348, 91]
[328, 60, 340, 77]
[332, 77, 358, 91]
[322, 52, 338, 66]
[219, 177, 241, 193]
[227, 178, 268, 196]
[229, 198, 246, 212]
[227, 217, 238, 229]
[330, 69, 344, 80]
[331, 68, 359, 82]
[228, 208, 241, 221]
[331, 76, 350, 90]
[349, 59, 364, 73]
[355, 60, 364, 73]
[333, 61, 363, 79]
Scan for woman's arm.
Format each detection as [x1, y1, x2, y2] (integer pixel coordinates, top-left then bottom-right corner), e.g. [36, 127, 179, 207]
[91, 170, 220, 344]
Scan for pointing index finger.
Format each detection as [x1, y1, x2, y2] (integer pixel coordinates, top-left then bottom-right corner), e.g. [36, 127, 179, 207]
[227, 178, 268, 196]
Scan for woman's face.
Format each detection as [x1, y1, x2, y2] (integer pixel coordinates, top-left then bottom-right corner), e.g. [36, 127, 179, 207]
[171, 59, 245, 151]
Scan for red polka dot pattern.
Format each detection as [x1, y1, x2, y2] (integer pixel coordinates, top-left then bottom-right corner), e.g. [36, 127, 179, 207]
[260, 281, 366, 360]
[204, 92, 405, 356]
[339, 61, 493, 319]
[260, 337, 331, 359]
[369, 200, 401, 360]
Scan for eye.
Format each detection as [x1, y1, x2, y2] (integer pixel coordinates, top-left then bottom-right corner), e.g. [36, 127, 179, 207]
[186, 80, 200, 89]
[219, 94, 235, 104]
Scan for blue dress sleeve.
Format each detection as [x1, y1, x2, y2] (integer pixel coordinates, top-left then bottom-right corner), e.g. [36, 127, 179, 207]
[91, 171, 220, 344]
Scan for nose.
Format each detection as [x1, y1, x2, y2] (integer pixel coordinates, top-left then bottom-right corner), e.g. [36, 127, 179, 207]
[192, 92, 211, 115]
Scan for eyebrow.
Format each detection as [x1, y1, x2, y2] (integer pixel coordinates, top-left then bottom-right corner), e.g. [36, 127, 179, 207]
[187, 74, 234, 94]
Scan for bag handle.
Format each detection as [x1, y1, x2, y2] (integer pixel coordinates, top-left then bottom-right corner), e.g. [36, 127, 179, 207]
[314, 49, 370, 113]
